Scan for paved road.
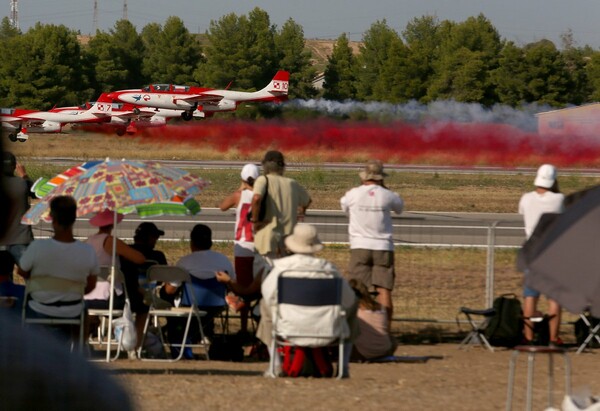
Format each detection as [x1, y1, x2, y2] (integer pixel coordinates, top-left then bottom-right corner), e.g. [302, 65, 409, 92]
[30, 209, 526, 248]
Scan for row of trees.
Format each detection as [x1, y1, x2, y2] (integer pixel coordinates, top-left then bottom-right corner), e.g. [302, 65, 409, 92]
[324, 15, 600, 107]
[1, 9, 600, 112]
[0, 8, 316, 110]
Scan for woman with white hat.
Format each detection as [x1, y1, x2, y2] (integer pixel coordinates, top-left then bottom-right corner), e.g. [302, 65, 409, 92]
[219, 163, 260, 336]
[84, 209, 145, 310]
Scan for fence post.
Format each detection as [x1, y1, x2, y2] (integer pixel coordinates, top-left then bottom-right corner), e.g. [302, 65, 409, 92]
[486, 221, 499, 307]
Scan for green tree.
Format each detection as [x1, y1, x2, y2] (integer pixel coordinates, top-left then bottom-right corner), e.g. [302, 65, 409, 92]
[584, 50, 600, 101]
[197, 8, 278, 90]
[520, 39, 573, 106]
[355, 20, 401, 101]
[275, 18, 316, 99]
[490, 41, 527, 106]
[323, 33, 356, 100]
[86, 20, 146, 94]
[0, 16, 20, 40]
[402, 15, 442, 102]
[0, 23, 86, 108]
[559, 30, 591, 105]
[141, 16, 203, 84]
[427, 14, 502, 105]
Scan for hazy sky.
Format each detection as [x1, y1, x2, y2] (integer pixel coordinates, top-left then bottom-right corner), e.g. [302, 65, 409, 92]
[9, 0, 600, 48]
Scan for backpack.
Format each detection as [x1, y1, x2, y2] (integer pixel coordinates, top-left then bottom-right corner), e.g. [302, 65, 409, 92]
[280, 346, 333, 378]
[208, 334, 245, 362]
[484, 294, 523, 347]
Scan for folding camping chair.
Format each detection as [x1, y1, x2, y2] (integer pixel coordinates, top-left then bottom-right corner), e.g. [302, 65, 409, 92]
[22, 276, 86, 352]
[185, 276, 229, 335]
[87, 266, 130, 361]
[458, 306, 496, 352]
[268, 269, 348, 379]
[138, 265, 210, 361]
[576, 312, 600, 354]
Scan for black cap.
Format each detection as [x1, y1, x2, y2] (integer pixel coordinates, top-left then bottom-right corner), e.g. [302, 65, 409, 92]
[261, 150, 285, 166]
[135, 222, 165, 238]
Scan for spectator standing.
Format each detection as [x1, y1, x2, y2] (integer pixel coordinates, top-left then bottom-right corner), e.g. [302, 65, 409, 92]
[0, 152, 34, 264]
[219, 163, 260, 335]
[518, 164, 565, 345]
[340, 160, 403, 324]
[251, 150, 311, 262]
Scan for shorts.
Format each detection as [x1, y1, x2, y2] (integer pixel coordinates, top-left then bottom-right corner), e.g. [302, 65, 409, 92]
[523, 285, 540, 298]
[348, 249, 395, 290]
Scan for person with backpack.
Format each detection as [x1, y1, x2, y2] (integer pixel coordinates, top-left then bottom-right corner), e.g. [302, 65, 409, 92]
[518, 164, 565, 346]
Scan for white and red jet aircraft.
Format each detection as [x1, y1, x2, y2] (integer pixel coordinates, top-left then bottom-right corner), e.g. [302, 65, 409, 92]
[1, 93, 113, 142]
[107, 70, 289, 121]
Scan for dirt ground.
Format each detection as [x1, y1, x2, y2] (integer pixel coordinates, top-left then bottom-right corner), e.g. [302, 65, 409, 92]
[98, 342, 600, 411]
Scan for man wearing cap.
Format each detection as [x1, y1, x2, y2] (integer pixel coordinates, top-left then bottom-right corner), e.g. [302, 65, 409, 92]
[251, 150, 311, 261]
[518, 164, 565, 345]
[340, 160, 403, 325]
[0, 152, 35, 266]
[120, 222, 168, 348]
[258, 224, 356, 377]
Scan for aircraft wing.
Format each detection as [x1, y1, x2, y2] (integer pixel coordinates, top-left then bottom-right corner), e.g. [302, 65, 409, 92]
[2, 115, 46, 127]
[174, 93, 224, 104]
[111, 110, 156, 120]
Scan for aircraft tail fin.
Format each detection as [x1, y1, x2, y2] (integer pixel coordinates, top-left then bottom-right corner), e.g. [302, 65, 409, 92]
[260, 70, 289, 98]
[90, 93, 113, 116]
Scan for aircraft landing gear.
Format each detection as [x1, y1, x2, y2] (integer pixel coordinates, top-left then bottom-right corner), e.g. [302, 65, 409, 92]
[116, 128, 126, 136]
[181, 111, 193, 121]
[8, 133, 17, 142]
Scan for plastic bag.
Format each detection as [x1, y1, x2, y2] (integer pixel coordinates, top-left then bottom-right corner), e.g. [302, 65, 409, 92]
[113, 301, 137, 352]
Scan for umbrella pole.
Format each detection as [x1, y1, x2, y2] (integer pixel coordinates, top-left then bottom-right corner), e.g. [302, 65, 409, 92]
[105, 210, 118, 362]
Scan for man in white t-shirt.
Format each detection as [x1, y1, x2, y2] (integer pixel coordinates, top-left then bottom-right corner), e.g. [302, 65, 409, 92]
[340, 160, 403, 323]
[518, 164, 565, 345]
[19, 195, 99, 319]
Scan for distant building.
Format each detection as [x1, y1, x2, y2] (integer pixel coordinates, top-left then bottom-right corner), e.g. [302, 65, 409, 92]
[312, 72, 325, 90]
[536, 103, 600, 137]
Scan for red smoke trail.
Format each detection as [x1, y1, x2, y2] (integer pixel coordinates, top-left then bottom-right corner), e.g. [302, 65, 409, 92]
[138, 119, 600, 167]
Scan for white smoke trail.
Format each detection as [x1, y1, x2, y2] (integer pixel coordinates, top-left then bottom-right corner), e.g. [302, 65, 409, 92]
[285, 99, 551, 131]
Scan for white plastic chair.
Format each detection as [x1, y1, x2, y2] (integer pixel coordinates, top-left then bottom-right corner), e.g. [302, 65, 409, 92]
[87, 266, 130, 361]
[21, 276, 86, 352]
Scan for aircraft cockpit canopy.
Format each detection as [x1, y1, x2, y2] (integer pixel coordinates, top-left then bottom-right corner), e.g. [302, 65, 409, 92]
[150, 84, 171, 92]
[0, 108, 15, 115]
[172, 85, 190, 92]
[112, 103, 124, 109]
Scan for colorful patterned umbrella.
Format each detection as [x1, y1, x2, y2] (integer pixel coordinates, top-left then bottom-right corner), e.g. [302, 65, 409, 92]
[23, 159, 209, 224]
